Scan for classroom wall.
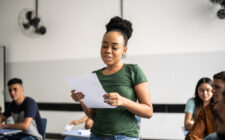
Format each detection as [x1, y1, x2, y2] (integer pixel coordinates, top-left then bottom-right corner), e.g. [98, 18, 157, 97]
[1, 0, 225, 139]
[124, 0, 225, 55]
[0, 0, 120, 62]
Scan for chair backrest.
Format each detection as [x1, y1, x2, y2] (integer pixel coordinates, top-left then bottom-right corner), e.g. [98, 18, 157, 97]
[41, 118, 47, 140]
[135, 116, 142, 140]
[135, 116, 141, 124]
[181, 126, 189, 136]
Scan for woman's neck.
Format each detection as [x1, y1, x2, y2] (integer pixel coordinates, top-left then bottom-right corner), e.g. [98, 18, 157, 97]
[103, 63, 124, 75]
[203, 101, 210, 107]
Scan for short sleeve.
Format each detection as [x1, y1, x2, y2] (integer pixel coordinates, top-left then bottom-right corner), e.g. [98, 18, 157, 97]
[24, 98, 38, 118]
[130, 64, 148, 86]
[184, 98, 195, 114]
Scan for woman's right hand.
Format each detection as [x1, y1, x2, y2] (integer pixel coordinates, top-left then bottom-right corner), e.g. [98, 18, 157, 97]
[71, 89, 85, 102]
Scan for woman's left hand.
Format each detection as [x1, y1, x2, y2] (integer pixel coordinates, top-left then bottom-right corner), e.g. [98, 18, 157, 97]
[103, 92, 125, 106]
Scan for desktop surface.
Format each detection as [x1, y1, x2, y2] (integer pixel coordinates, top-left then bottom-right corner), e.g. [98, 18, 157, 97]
[62, 129, 90, 138]
[0, 128, 22, 136]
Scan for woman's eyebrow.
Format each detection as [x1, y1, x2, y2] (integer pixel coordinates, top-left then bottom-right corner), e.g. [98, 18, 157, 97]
[111, 43, 118, 45]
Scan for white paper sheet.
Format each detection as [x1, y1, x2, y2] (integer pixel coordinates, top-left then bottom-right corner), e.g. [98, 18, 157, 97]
[78, 129, 91, 135]
[65, 73, 115, 108]
[64, 124, 74, 131]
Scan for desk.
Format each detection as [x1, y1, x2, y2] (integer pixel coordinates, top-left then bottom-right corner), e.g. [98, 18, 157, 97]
[0, 128, 22, 136]
[62, 129, 90, 140]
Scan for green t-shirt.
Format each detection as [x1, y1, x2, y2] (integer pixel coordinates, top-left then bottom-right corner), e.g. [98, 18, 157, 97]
[91, 64, 148, 137]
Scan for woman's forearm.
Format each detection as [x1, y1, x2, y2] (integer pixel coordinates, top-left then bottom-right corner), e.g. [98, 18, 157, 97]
[122, 97, 153, 118]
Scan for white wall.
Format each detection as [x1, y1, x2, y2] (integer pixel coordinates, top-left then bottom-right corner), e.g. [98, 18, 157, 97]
[1, 0, 225, 139]
[140, 113, 185, 139]
[0, 0, 120, 62]
[2, 0, 225, 63]
[124, 0, 225, 56]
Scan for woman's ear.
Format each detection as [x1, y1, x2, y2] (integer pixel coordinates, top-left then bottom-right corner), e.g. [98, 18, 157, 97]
[123, 46, 127, 56]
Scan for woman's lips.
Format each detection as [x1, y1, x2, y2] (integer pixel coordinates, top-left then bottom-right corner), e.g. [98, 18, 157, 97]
[104, 56, 112, 61]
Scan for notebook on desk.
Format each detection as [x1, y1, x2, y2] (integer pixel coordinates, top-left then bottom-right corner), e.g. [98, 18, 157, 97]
[0, 128, 22, 136]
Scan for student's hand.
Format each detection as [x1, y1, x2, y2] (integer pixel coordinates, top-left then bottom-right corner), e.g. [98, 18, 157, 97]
[103, 92, 125, 106]
[69, 120, 79, 125]
[71, 90, 85, 102]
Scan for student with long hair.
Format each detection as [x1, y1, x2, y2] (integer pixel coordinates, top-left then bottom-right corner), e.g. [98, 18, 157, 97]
[184, 77, 213, 130]
[186, 71, 225, 140]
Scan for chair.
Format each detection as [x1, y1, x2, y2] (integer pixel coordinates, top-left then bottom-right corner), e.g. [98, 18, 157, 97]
[41, 118, 47, 140]
[135, 116, 142, 140]
[135, 116, 141, 124]
[181, 126, 189, 136]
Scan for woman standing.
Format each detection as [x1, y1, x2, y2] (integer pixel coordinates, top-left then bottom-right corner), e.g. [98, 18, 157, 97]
[71, 16, 153, 140]
[184, 77, 213, 130]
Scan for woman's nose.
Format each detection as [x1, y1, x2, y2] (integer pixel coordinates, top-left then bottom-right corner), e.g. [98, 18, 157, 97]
[106, 47, 112, 53]
[204, 90, 208, 94]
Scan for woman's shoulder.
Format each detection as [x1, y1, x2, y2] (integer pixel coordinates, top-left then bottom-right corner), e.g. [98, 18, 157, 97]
[125, 63, 138, 68]
[186, 98, 195, 104]
[184, 98, 195, 113]
[186, 98, 195, 106]
[92, 67, 105, 74]
[124, 64, 142, 71]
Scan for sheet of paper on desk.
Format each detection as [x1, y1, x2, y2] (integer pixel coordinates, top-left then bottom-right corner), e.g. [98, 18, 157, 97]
[65, 73, 115, 108]
[78, 129, 91, 135]
[64, 124, 74, 131]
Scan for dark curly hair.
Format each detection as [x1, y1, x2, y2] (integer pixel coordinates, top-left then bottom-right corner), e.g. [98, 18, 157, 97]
[105, 16, 133, 46]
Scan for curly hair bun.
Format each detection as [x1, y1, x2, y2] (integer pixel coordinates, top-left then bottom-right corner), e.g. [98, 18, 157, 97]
[106, 16, 133, 40]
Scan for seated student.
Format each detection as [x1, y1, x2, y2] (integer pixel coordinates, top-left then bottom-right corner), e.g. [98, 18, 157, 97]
[69, 116, 93, 129]
[185, 71, 225, 140]
[184, 77, 213, 131]
[0, 78, 43, 140]
[204, 90, 225, 140]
